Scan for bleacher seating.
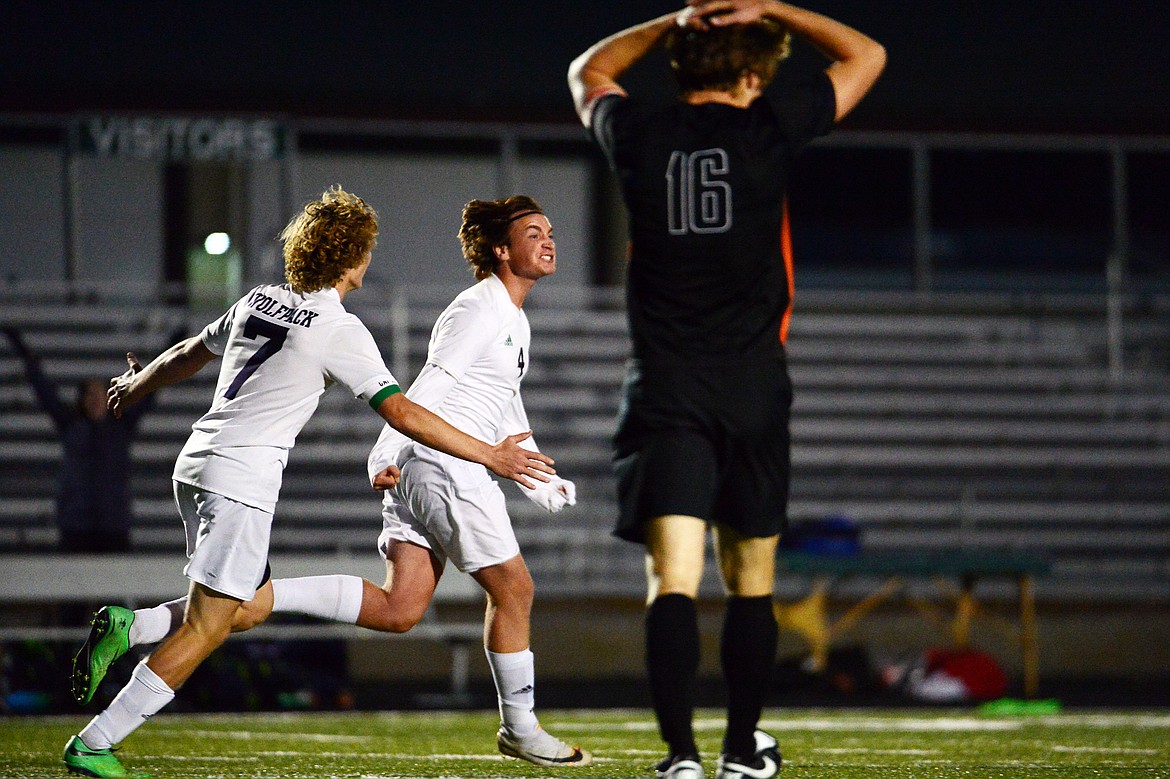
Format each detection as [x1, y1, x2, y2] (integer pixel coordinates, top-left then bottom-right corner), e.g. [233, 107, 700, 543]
[2, 286, 1168, 602]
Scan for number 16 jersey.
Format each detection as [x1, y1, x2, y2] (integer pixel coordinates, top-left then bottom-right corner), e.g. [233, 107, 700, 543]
[173, 283, 400, 513]
[590, 73, 836, 363]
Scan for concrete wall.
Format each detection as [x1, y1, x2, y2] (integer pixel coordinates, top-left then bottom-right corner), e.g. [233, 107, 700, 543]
[294, 152, 591, 293]
[0, 146, 592, 297]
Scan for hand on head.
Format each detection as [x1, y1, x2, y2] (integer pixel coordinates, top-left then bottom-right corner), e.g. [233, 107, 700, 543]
[682, 0, 769, 29]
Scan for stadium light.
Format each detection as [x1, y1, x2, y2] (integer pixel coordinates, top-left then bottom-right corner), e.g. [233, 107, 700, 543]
[204, 232, 231, 256]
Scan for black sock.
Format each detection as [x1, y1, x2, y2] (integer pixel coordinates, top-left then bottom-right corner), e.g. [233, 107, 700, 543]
[646, 593, 700, 757]
[721, 595, 778, 759]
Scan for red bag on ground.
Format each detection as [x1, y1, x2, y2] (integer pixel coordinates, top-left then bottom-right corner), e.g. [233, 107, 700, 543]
[920, 647, 1009, 701]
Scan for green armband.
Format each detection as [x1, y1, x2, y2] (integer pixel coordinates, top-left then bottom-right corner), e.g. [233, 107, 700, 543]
[368, 383, 402, 409]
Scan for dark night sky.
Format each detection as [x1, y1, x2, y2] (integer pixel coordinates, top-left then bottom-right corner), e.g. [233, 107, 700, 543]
[2, 0, 1169, 134]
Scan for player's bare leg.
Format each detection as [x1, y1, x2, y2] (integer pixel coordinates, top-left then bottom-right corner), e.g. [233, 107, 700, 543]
[646, 514, 706, 603]
[146, 582, 242, 688]
[474, 555, 591, 767]
[473, 554, 534, 653]
[356, 539, 443, 632]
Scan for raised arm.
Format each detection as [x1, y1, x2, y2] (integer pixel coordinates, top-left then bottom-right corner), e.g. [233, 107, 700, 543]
[120, 327, 183, 426]
[690, 0, 886, 120]
[3, 326, 70, 428]
[567, 11, 681, 127]
[107, 336, 217, 419]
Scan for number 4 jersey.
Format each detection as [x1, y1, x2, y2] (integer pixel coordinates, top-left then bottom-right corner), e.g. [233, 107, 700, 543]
[367, 273, 532, 478]
[173, 283, 400, 513]
[589, 73, 836, 362]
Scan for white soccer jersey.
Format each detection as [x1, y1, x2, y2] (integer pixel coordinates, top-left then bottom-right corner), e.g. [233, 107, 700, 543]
[174, 283, 400, 512]
[368, 273, 530, 478]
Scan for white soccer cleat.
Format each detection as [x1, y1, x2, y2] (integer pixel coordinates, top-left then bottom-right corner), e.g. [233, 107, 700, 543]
[655, 752, 704, 779]
[497, 725, 592, 766]
[716, 730, 782, 779]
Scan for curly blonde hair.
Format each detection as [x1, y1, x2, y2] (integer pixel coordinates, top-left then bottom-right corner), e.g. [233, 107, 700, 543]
[665, 18, 792, 94]
[281, 186, 378, 293]
[458, 195, 544, 280]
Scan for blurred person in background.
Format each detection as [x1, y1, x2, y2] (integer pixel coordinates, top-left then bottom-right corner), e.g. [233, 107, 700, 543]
[569, 1, 885, 777]
[2, 326, 179, 552]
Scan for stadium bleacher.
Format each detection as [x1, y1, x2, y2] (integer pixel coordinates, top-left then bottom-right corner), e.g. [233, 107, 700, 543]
[1, 286, 1168, 604]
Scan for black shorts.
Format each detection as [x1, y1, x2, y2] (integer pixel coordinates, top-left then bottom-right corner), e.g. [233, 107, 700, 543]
[612, 353, 793, 544]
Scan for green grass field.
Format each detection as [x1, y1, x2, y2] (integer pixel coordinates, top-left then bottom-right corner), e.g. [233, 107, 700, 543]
[3, 708, 1168, 778]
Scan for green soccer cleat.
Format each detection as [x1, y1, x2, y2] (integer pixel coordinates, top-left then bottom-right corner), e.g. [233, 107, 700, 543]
[71, 605, 135, 705]
[63, 736, 148, 778]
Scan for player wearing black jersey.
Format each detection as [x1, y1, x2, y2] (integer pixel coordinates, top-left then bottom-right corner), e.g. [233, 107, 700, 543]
[569, 2, 884, 778]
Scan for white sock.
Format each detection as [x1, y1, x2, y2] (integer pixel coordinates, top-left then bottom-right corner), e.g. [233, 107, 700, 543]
[78, 660, 175, 750]
[129, 599, 185, 647]
[486, 648, 539, 736]
[271, 575, 363, 624]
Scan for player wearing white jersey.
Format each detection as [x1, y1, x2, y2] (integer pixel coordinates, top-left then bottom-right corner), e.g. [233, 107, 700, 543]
[63, 187, 555, 779]
[369, 269, 540, 571]
[171, 282, 401, 517]
[260, 195, 590, 766]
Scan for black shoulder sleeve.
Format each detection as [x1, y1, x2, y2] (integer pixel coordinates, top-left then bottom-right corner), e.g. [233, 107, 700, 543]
[763, 71, 837, 149]
[589, 93, 629, 168]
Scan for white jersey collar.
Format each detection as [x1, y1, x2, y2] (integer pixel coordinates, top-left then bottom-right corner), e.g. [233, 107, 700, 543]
[484, 273, 520, 311]
[310, 286, 342, 305]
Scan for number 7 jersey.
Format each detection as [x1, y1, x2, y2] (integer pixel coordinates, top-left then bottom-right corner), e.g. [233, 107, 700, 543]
[173, 283, 400, 513]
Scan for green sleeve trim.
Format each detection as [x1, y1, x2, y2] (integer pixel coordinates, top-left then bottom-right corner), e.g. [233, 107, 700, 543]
[368, 383, 402, 409]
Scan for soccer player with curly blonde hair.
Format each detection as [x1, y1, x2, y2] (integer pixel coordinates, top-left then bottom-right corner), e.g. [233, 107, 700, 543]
[282, 185, 380, 293]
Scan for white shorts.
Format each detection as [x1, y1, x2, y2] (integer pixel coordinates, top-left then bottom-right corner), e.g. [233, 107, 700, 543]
[377, 444, 520, 573]
[174, 481, 272, 600]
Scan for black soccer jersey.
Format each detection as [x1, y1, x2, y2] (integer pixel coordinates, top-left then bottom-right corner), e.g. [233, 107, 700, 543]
[591, 73, 836, 362]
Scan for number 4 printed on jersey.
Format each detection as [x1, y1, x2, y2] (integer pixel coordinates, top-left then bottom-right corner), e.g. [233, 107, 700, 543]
[224, 316, 289, 399]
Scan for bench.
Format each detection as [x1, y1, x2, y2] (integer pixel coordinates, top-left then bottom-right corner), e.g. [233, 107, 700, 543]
[0, 552, 485, 700]
[775, 549, 1051, 697]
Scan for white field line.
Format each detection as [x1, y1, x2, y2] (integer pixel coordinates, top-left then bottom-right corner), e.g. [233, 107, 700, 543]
[1036, 714, 1170, 728]
[1051, 745, 1160, 754]
[136, 755, 260, 761]
[147, 711, 1170, 743]
[149, 746, 622, 763]
[355, 771, 521, 776]
[814, 748, 939, 755]
[564, 717, 1022, 732]
[151, 728, 371, 743]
